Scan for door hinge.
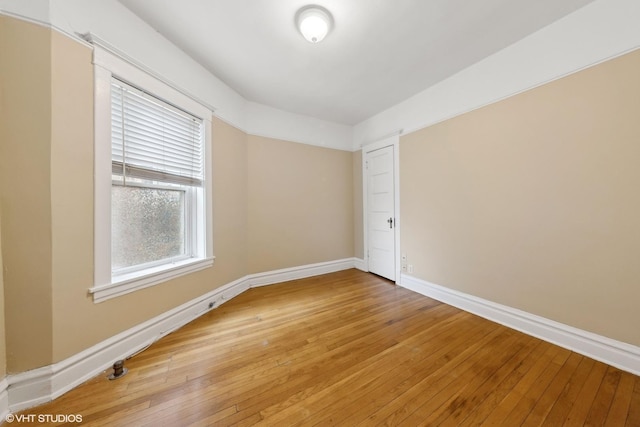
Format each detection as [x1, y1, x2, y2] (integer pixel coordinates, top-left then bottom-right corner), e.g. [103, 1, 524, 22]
[365, 160, 368, 170]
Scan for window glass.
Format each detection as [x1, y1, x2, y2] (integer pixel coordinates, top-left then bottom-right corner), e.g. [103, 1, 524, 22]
[111, 184, 186, 271]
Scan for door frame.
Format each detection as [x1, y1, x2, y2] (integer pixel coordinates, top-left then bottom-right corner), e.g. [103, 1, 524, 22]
[362, 133, 401, 283]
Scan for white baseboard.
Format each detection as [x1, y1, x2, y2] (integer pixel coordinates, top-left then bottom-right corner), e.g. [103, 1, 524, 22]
[5, 258, 357, 413]
[6, 276, 250, 413]
[400, 274, 640, 376]
[248, 258, 358, 287]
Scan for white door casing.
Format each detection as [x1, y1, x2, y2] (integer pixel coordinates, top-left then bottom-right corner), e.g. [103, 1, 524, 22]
[363, 134, 399, 281]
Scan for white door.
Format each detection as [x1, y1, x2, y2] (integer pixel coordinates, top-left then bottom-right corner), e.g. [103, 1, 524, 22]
[366, 145, 395, 280]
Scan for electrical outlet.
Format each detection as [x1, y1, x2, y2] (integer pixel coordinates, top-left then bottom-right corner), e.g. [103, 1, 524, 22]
[408, 264, 414, 273]
[401, 253, 407, 262]
[402, 264, 407, 272]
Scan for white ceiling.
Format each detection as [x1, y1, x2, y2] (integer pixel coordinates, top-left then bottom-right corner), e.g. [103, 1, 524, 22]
[118, 0, 595, 125]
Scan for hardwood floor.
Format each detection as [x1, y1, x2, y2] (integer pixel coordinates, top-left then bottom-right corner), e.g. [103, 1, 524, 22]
[18, 269, 640, 426]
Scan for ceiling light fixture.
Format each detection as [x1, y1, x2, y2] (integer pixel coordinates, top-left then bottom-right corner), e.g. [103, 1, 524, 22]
[296, 5, 333, 43]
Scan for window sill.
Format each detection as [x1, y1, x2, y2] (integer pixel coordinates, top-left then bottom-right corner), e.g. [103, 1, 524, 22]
[89, 257, 215, 303]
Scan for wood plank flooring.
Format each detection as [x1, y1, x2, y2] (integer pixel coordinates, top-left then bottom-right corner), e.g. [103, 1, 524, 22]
[17, 269, 640, 426]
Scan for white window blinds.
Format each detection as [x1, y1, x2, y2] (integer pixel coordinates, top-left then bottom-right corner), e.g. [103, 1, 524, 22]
[111, 79, 204, 186]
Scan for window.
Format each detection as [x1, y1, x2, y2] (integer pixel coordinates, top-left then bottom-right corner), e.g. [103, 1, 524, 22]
[90, 43, 213, 303]
[110, 79, 203, 275]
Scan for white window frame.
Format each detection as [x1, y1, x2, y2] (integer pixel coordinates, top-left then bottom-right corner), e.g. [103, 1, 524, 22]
[89, 44, 214, 303]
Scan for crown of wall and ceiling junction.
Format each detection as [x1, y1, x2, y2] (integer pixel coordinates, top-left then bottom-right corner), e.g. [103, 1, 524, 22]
[1, 0, 639, 150]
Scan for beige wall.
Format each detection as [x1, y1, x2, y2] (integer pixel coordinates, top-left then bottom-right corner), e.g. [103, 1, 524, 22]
[400, 49, 640, 347]
[49, 28, 95, 364]
[352, 150, 364, 260]
[0, 15, 355, 373]
[211, 117, 249, 286]
[247, 135, 354, 273]
[0, 16, 54, 372]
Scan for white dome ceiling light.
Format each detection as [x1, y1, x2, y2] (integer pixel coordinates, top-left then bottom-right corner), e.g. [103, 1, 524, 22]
[296, 5, 333, 43]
